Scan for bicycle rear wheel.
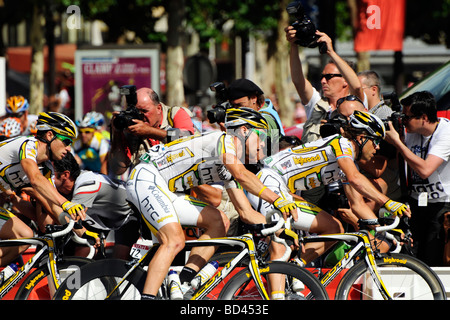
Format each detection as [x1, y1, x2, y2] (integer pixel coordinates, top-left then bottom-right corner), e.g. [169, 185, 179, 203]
[53, 259, 146, 300]
[15, 256, 92, 300]
[218, 261, 328, 300]
[335, 252, 447, 300]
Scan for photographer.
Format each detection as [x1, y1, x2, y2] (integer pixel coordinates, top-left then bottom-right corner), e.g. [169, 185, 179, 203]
[285, 28, 366, 143]
[385, 91, 450, 266]
[108, 87, 196, 176]
[227, 79, 285, 157]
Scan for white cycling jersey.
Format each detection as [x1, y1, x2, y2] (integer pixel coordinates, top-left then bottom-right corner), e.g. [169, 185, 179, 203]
[247, 134, 354, 231]
[126, 130, 237, 235]
[262, 134, 353, 193]
[0, 135, 54, 192]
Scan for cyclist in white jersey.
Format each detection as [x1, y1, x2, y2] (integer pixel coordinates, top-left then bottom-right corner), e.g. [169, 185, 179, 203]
[248, 111, 411, 264]
[0, 112, 86, 266]
[126, 107, 299, 299]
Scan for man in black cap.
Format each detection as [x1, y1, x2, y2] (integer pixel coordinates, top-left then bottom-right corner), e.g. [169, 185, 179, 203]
[226, 78, 285, 158]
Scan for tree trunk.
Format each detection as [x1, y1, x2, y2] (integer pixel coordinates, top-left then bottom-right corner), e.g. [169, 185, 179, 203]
[29, 4, 44, 115]
[166, 0, 185, 107]
[274, 0, 293, 127]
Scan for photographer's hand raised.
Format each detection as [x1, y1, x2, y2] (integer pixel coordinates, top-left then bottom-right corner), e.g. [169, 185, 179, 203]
[315, 31, 334, 54]
[284, 25, 298, 44]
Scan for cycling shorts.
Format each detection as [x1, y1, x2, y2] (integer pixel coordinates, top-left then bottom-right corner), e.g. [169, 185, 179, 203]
[126, 163, 207, 236]
[247, 168, 321, 231]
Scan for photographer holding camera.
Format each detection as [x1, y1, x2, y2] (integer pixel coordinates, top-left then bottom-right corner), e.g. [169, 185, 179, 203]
[285, 2, 366, 144]
[108, 86, 196, 176]
[285, 1, 366, 207]
[385, 91, 450, 266]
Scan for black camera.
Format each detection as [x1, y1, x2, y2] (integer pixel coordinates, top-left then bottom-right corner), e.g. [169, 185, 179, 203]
[320, 113, 348, 138]
[286, 1, 327, 54]
[113, 85, 145, 130]
[382, 92, 405, 133]
[207, 82, 230, 124]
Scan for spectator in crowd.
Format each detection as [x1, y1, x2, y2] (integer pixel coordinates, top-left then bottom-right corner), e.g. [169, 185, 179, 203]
[358, 70, 402, 202]
[385, 91, 450, 266]
[226, 79, 285, 157]
[285, 28, 366, 144]
[108, 87, 196, 176]
[358, 70, 393, 119]
[73, 111, 110, 174]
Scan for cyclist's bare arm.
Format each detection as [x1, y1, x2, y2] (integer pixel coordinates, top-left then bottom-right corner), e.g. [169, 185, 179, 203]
[21, 158, 86, 220]
[226, 187, 266, 225]
[21, 158, 67, 207]
[338, 157, 388, 205]
[221, 153, 298, 221]
[338, 156, 411, 217]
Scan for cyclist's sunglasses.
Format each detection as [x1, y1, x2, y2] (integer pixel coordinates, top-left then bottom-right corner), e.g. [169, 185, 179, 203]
[363, 136, 381, 147]
[321, 73, 343, 81]
[79, 127, 95, 133]
[252, 128, 267, 142]
[336, 95, 364, 108]
[55, 134, 73, 147]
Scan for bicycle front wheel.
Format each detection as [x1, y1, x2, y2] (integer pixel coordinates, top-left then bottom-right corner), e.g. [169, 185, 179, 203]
[53, 259, 147, 300]
[15, 256, 92, 300]
[335, 252, 447, 300]
[218, 261, 328, 300]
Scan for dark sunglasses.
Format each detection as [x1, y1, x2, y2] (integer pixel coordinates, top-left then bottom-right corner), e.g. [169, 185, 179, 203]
[55, 134, 73, 147]
[336, 95, 364, 108]
[363, 136, 382, 147]
[321, 73, 343, 81]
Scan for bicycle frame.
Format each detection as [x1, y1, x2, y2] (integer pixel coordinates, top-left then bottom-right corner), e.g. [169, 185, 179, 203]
[0, 237, 59, 299]
[0, 216, 87, 300]
[106, 233, 271, 300]
[303, 230, 392, 299]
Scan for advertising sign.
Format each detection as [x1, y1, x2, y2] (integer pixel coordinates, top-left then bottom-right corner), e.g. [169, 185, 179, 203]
[74, 45, 160, 122]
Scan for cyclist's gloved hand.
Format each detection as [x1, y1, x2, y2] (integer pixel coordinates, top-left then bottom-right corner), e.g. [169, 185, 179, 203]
[62, 200, 86, 220]
[276, 228, 299, 248]
[273, 197, 297, 220]
[383, 199, 409, 216]
[82, 229, 101, 248]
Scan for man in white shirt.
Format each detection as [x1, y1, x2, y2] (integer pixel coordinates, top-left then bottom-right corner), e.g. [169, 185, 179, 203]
[385, 91, 450, 266]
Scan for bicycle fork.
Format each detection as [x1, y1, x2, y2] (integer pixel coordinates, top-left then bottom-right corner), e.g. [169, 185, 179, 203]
[191, 234, 270, 300]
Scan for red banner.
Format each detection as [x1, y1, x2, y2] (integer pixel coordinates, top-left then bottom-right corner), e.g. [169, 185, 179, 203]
[354, 0, 406, 52]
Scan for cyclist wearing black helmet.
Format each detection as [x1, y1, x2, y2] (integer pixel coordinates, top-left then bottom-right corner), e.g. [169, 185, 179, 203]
[248, 110, 410, 265]
[0, 112, 86, 265]
[126, 107, 298, 300]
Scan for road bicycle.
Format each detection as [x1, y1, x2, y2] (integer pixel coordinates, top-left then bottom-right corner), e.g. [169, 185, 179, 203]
[209, 215, 447, 300]
[52, 211, 329, 300]
[0, 209, 94, 300]
[302, 215, 446, 300]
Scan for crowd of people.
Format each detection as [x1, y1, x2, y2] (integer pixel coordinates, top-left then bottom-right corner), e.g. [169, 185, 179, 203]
[0, 25, 448, 300]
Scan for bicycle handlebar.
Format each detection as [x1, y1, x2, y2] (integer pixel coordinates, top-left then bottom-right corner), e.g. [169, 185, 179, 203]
[51, 212, 76, 238]
[262, 209, 286, 236]
[375, 215, 400, 232]
[263, 209, 293, 262]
